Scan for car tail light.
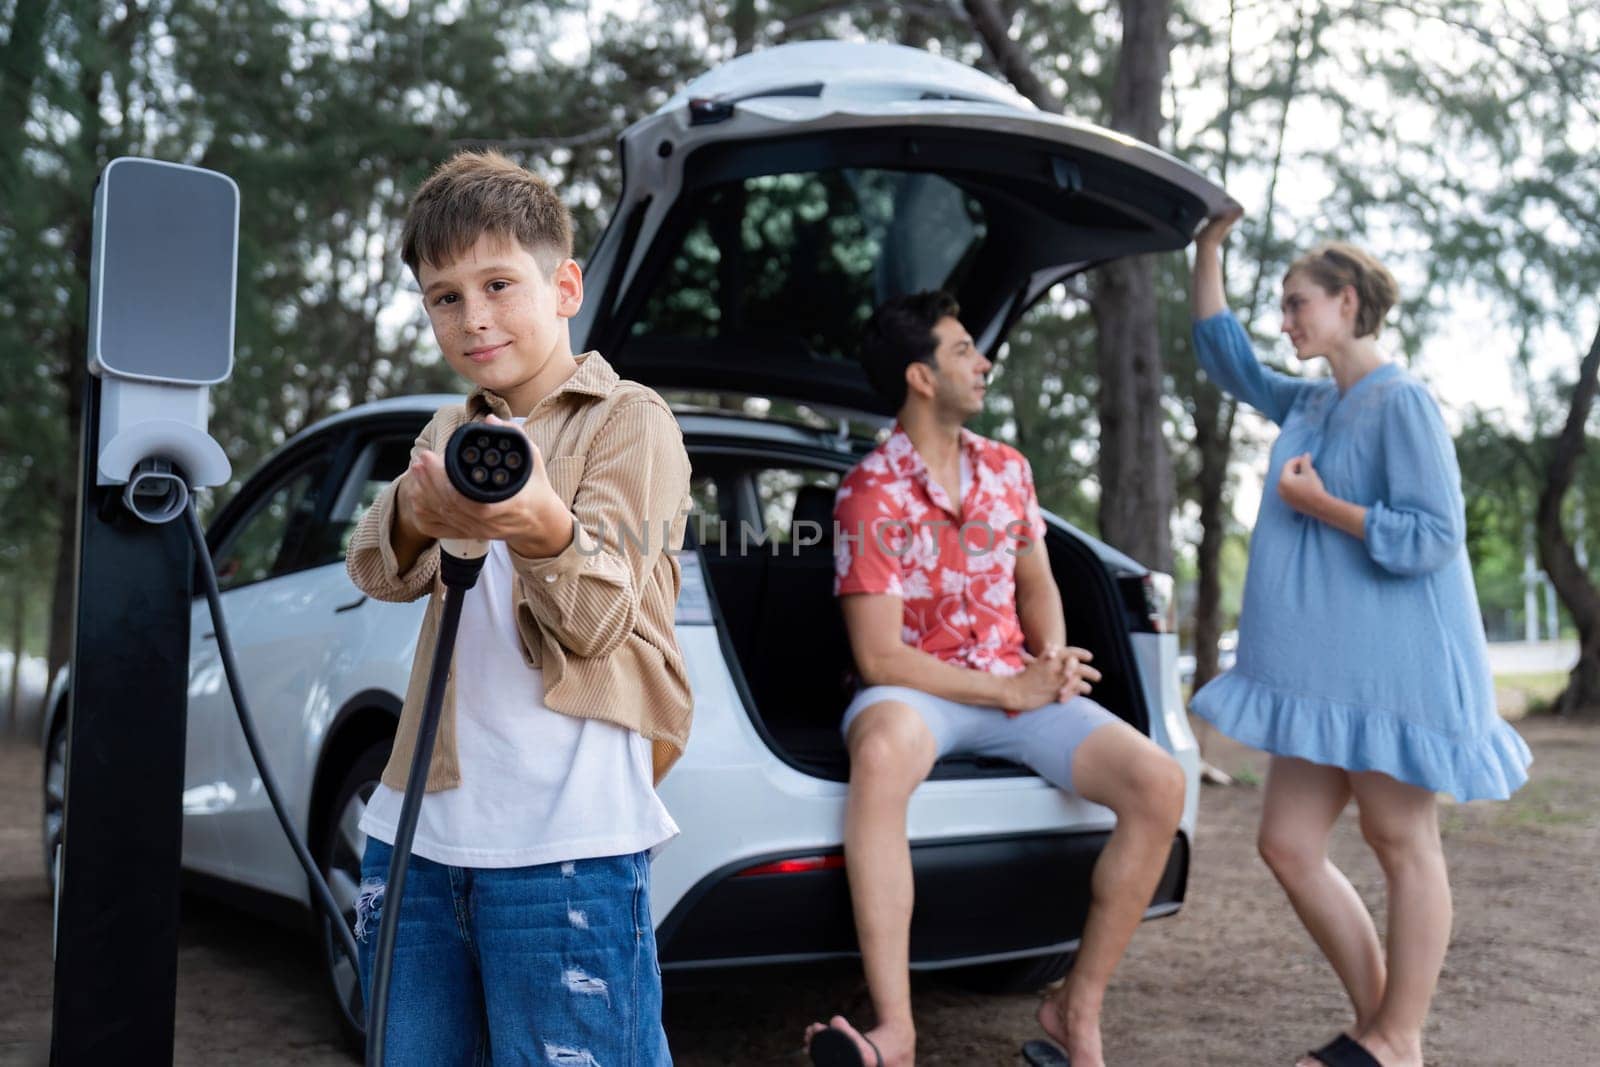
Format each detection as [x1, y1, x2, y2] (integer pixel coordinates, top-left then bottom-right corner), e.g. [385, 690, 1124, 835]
[735, 854, 846, 877]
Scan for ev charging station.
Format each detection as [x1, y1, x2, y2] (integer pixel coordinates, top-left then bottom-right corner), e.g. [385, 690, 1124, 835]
[50, 157, 237, 1064]
[49, 156, 530, 1065]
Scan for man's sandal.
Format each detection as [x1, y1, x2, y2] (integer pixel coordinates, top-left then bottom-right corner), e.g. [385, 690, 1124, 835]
[1307, 1033, 1383, 1067]
[1021, 1038, 1071, 1065]
[809, 1025, 884, 1067]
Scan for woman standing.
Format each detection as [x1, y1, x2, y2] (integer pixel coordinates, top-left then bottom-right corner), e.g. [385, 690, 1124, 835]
[1188, 206, 1531, 1067]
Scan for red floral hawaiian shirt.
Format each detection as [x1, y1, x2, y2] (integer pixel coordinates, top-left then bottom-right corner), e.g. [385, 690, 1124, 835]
[833, 424, 1046, 677]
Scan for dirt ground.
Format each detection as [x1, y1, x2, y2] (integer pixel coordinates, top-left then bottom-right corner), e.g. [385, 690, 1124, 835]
[2, 715, 1595, 1066]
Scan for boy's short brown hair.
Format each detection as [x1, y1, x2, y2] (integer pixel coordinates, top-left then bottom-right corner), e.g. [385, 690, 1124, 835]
[401, 149, 573, 277]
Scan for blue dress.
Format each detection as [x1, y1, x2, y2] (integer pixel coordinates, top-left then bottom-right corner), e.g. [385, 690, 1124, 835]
[1188, 311, 1531, 801]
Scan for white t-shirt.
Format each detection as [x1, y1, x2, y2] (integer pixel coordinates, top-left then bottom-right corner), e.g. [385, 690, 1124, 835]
[360, 536, 679, 869]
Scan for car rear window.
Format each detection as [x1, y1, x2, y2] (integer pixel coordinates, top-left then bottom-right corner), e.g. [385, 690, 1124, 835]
[629, 168, 987, 365]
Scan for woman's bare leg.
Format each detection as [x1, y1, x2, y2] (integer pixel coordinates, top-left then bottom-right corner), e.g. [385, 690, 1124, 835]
[1257, 756, 1386, 1065]
[1344, 770, 1450, 1067]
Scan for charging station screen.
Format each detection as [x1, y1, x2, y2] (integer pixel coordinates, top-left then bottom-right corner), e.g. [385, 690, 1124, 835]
[95, 160, 237, 384]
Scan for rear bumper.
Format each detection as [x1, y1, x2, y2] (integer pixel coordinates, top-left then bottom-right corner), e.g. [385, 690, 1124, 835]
[657, 829, 1188, 970]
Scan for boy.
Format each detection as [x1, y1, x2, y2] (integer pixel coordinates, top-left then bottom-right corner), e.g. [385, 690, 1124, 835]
[345, 150, 692, 1065]
[804, 292, 1187, 1067]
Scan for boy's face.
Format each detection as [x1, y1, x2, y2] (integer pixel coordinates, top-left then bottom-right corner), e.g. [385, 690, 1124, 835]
[418, 232, 583, 414]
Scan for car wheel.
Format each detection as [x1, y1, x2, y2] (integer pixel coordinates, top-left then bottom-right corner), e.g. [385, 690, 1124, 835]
[944, 950, 1075, 994]
[314, 738, 388, 1054]
[42, 715, 67, 895]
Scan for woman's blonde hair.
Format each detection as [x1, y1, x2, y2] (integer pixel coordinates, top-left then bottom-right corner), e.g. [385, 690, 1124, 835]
[1286, 242, 1399, 338]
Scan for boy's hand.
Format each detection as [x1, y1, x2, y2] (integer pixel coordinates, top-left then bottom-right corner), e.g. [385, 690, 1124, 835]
[398, 416, 574, 556]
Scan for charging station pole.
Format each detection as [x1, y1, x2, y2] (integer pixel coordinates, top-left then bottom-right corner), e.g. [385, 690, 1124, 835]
[50, 158, 238, 1065]
[49, 373, 193, 1062]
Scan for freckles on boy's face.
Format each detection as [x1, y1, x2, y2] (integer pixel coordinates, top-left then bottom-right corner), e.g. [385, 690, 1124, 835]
[416, 233, 575, 396]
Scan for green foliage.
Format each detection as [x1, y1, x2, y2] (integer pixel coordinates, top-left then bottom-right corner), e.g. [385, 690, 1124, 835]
[971, 285, 1101, 531]
[2, 0, 708, 663]
[7, 0, 1599, 670]
[1457, 411, 1600, 638]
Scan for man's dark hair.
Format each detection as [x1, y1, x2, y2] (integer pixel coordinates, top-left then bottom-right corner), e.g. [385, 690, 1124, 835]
[858, 290, 960, 410]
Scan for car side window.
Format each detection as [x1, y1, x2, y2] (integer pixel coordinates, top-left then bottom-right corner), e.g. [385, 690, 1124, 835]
[325, 434, 417, 561]
[752, 467, 839, 547]
[691, 472, 744, 553]
[212, 461, 330, 591]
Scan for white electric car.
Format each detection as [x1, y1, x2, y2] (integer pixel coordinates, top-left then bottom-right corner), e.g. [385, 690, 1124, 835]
[42, 40, 1227, 1048]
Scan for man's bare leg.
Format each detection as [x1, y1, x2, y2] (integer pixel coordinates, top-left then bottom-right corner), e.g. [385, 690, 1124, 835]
[1036, 722, 1186, 1067]
[803, 701, 938, 1066]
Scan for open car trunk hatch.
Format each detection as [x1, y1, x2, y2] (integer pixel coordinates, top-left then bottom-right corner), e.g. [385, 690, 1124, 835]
[575, 41, 1229, 416]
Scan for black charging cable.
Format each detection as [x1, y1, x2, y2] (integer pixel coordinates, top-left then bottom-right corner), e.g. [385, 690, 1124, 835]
[173, 419, 531, 1066]
[363, 422, 533, 1067]
[183, 501, 363, 1009]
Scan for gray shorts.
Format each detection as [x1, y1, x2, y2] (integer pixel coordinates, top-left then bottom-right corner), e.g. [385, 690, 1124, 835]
[840, 685, 1121, 794]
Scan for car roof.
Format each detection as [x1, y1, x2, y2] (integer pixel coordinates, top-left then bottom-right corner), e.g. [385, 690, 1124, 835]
[274, 392, 464, 450]
[658, 40, 1033, 113]
[274, 392, 885, 455]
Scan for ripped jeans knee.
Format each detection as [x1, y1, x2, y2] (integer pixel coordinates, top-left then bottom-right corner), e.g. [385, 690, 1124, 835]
[353, 877, 385, 943]
[542, 1044, 601, 1066]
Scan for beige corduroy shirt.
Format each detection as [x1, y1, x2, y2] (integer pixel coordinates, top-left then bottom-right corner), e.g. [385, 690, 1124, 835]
[345, 351, 693, 791]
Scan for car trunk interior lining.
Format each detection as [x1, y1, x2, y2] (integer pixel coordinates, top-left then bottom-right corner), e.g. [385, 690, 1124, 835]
[688, 446, 1149, 782]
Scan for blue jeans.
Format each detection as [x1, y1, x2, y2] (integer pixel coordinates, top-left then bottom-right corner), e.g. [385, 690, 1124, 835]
[356, 840, 671, 1066]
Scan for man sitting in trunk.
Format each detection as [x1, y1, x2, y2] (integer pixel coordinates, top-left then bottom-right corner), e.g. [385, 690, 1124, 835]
[802, 291, 1187, 1067]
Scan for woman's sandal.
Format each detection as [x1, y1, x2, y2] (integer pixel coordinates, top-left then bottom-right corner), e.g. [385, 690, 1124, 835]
[1307, 1033, 1383, 1067]
[809, 1025, 884, 1067]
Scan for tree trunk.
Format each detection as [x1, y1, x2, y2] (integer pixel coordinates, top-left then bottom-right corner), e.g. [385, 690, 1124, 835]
[47, 247, 89, 684]
[1190, 387, 1234, 690]
[7, 577, 24, 736]
[898, 2, 937, 48]
[731, 0, 756, 55]
[1089, 0, 1176, 571]
[0, 0, 54, 206]
[1091, 257, 1174, 571]
[960, 0, 1065, 112]
[1188, 0, 1237, 693]
[1535, 318, 1600, 717]
[48, 12, 104, 683]
[965, 0, 1178, 572]
[1191, 0, 1306, 689]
